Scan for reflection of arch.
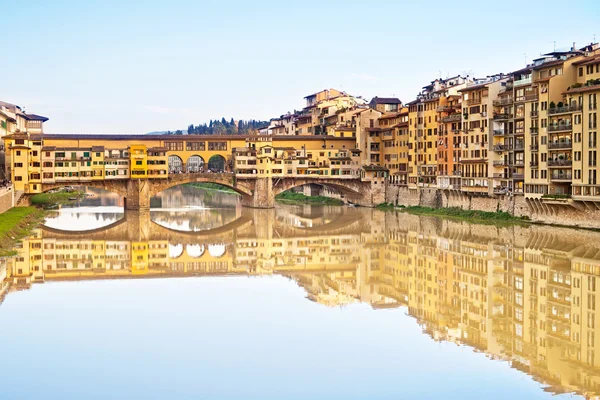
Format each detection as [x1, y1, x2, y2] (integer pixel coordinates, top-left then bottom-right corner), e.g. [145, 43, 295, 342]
[208, 244, 226, 258]
[207, 155, 226, 172]
[150, 173, 253, 198]
[41, 214, 127, 233]
[169, 155, 183, 173]
[186, 244, 206, 258]
[169, 243, 184, 258]
[186, 155, 205, 173]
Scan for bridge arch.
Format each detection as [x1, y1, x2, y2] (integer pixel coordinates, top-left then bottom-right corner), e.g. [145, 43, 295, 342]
[168, 155, 184, 173]
[186, 244, 205, 258]
[148, 173, 253, 199]
[207, 154, 226, 172]
[186, 155, 205, 173]
[272, 179, 367, 204]
[169, 243, 184, 258]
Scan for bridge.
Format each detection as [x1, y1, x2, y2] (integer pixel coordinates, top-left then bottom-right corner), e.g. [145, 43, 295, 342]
[5, 133, 388, 210]
[41, 172, 385, 210]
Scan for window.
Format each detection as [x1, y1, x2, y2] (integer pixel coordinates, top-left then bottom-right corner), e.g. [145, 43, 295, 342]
[136, 161, 143, 166]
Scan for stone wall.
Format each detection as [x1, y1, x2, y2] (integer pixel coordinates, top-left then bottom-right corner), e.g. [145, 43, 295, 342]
[388, 185, 600, 230]
[0, 190, 12, 214]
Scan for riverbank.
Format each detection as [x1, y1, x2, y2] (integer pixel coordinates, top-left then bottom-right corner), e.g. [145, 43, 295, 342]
[275, 191, 344, 206]
[0, 207, 46, 257]
[380, 204, 530, 226]
[30, 190, 84, 208]
[187, 183, 238, 193]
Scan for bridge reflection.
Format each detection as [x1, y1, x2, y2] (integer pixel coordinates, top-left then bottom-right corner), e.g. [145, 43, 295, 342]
[4, 212, 600, 397]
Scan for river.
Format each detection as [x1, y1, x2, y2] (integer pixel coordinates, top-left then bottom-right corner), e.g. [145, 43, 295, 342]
[0, 185, 599, 399]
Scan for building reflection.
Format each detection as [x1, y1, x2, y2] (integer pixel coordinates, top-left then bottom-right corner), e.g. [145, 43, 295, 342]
[3, 208, 600, 397]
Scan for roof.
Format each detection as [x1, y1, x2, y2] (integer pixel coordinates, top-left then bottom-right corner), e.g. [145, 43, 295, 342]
[532, 59, 564, 70]
[563, 83, 600, 95]
[42, 146, 56, 151]
[572, 54, 600, 66]
[458, 82, 492, 93]
[379, 112, 402, 120]
[370, 97, 402, 105]
[20, 113, 49, 122]
[91, 146, 105, 151]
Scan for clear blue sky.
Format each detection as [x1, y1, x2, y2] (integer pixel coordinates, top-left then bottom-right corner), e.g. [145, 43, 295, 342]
[4, 0, 599, 133]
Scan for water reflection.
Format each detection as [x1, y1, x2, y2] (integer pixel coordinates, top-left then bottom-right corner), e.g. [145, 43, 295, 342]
[6, 201, 600, 398]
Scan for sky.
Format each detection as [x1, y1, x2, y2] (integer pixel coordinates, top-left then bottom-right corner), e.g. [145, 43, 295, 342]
[3, 0, 599, 134]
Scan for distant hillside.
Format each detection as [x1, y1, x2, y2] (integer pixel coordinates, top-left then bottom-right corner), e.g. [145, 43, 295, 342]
[146, 118, 269, 136]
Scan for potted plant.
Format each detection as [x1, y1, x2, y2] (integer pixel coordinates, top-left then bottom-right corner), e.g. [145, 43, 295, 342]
[550, 101, 556, 108]
[557, 101, 564, 108]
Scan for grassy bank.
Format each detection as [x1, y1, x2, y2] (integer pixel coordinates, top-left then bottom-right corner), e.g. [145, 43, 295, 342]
[397, 205, 528, 225]
[187, 183, 237, 193]
[275, 191, 344, 206]
[0, 207, 46, 257]
[30, 190, 83, 207]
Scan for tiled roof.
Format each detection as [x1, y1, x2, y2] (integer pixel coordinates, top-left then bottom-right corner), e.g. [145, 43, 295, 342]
[370, 97, 402, 105]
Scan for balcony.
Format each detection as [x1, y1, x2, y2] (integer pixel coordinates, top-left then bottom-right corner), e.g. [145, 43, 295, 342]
[493, 160, 509, 167]
[513, 143, 525, 151]
[530, 161, 539, 168]
[530, 127, 539, 135]
[548, 141, 572, 150]
[530, 110, 539, 118]
[513, 173, 524, 180]
[493, 98, 513, 107]
[441, 114, 461, 123]
[548, 123, 572, 133]
[493, 144, 507, 152]
[467, 98, 482, 106]
[550, 172, 572, 182]
[493, 173, 507, 178]
[530, 144, 539, 152]
[452, 170, 462, 176]
[437, 105, 457, 113]
[511, 160, 525, 167]
[548, 104, 583, 115]
[513, 77, 532, 87]
[493, 130, 506, 136]
[514, 128, 525, 136]
[493, 113, 513, 121]
[548, 159, 573, 167]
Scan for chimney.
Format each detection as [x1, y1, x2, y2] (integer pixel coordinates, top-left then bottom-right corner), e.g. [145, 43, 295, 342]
[571, 42, 576, 51]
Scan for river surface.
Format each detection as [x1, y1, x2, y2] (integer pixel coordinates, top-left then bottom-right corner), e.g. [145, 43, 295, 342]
[1, 186, 600, 399]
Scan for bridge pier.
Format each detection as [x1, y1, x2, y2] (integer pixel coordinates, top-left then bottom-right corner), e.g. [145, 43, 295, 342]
[241, 177, 275, 209]
[124, 179, 150, 211]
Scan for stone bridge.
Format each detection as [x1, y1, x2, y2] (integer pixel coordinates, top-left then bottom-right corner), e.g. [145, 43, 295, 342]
[41, 172, 385, 210]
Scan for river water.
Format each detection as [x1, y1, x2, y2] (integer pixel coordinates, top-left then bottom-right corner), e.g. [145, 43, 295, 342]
[1, 186, 599, 399]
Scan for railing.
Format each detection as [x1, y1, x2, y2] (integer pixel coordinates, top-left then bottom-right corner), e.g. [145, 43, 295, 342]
[530, 145, 539, 151]
[512, 160, 525, 167]
[441, 114, 461, 123]
[467, 98, 482, 106]
[530, 162, 539, 168]
[550, 173, 572, 181]
[530, 127, 539, 135]
[452, 171, 462, 176]
[493, 98, 513, 107]
[493, 160, 508, 166]
[513, 143, 525, 151]
[493, 144, 507, 151]
[548, 159, 573, 167]
[548, 105, 583, 115]
[548, 142, 572, 149]
[513, 173, 524, 180]
[548, 124, 572, 132]
[493, 130, 506, 136]
[493, 173, 506, 178]
[513, 77, 532, 87]
[493, 113, 513, 120]
[515, 128, 525, 135]
[530, 110, 539, 118]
